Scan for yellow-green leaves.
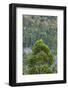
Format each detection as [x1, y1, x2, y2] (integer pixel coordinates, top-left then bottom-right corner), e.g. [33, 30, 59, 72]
[27, 39, 54, 74]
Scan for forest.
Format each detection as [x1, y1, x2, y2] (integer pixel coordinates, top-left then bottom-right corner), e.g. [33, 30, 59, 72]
[23, 15, 57, 75]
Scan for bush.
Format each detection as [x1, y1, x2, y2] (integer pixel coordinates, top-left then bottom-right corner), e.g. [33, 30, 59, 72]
[27, 39, 54, 74]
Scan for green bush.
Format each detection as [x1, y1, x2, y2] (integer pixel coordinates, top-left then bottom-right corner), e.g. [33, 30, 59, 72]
[27, 39, 54, 74]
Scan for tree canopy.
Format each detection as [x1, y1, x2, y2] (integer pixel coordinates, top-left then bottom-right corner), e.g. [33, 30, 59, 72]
[23, 15, 57, 55]
[27, 39, 54, 74]
[23, 15, 57, 75]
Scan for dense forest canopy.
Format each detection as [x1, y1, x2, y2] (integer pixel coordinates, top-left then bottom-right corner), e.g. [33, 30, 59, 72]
[23, 15, 57, 75]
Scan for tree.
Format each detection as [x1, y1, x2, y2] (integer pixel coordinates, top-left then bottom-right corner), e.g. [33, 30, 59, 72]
[27, 39, 54, 74]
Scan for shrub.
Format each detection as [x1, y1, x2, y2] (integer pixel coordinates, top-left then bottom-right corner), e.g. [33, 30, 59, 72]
[27, 39, 54, 74]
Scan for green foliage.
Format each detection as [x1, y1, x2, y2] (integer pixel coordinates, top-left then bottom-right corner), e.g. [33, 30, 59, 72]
[27, 39, 54, 74]
[23, 15, 57, 55]
[32, 39, 50, 55]
[40, 65, 53, 73]
[27, 67, 37, 74]
[23, 15, 57, 74]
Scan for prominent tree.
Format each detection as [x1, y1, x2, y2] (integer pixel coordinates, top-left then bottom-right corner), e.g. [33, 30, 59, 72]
[27, 39, 54, 74]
